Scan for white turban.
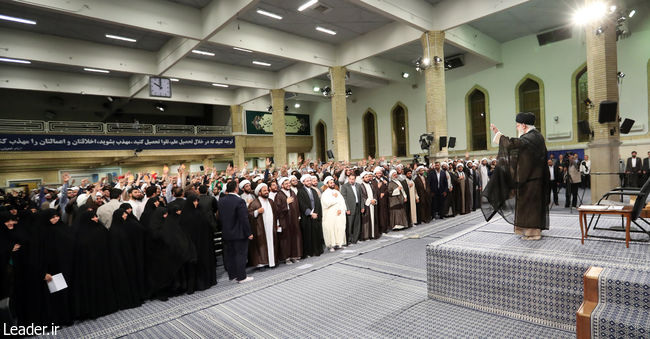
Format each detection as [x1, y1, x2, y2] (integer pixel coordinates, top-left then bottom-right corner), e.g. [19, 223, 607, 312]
[481, 158, 488, 162]
[456, 163, 464, 169]
[416, 166, 425, 172]
[253, 175, 264, 182]
[239, 179, 251, 189]
[254, 183, 267, 195]
[289, 175, 297, 182]
[373, 166, 383, 174]
[323, 176, 334, 184]
[278, 177, 289, 187]
[360, 171, 371, 178]
[441, 162, 448, 167]
[300, 175, 311, 183]
[389, 170, 397, 178]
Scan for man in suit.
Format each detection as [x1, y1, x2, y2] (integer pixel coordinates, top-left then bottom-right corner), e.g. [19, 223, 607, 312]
[547, 159, 560, 206]
[341, 173, 362, 245]
[217, 181, 253, 283]
[428, 162, 449, 219]
[626, 151, 643, 188]
[642, 151, 650, 186]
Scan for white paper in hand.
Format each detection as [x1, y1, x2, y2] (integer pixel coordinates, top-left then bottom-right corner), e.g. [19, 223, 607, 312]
[47, 273, 68, 293]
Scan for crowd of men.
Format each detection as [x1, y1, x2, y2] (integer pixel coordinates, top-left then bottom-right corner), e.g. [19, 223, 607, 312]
[3, 150, 644, 328]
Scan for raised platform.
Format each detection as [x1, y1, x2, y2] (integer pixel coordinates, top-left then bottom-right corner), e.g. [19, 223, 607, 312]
[426, 213, 650, 333]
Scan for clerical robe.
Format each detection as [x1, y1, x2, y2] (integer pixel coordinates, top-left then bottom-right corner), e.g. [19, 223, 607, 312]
[414, 174, 432, 223]
[297, 186, 324, 257]
[372, 177, 390, 233]
[406, 178, 418, 224]
[247, 197, 278, 267]
[360, 181, 380, 240]
[275, 189, 303, 261]
[387, 180, 408, 230]
[320, 188, 347, 248]
[482, 129, 550, 230]
[451, 171, 472, 215]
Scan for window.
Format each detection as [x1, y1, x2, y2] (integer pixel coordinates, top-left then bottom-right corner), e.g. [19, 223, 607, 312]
[575, 66, 589, 142]
[363, 110, 377, 158]
[466, 87, 488, 151]
[518, 78, 542, 131]
[391, 103, 408, 157]
[315, 121, 327, 161]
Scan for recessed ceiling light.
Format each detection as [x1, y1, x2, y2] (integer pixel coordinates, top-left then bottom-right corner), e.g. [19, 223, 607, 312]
[233, 47, 253, 53]
[294, 103, 301, 108]
[212, 83, 229, 88]
[298, 0, 318, 11]
[313, 86, 320, 92]
[84, 67, 110, 73]
[316, 26, 337, 35]
[105, 34, 137, 43]
[252, 60, 272, 67]
[401, 72, 410, 78]
[0, 14, 36, 25]
[256, 9, 283, 20]
[0, 57, 31, 64]
[192, 49, 215, 56]
[170, 78, 179, 82]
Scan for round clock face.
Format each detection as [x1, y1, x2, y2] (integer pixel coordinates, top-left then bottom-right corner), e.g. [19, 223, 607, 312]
[150, 77, 172, 98]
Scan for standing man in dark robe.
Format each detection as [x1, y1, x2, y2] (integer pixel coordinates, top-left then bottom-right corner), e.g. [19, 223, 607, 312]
[465, 162, 481, 211]
[218, 181, 253, 284]
[247, 183, 278, 269]
[387, 170, 408, 230]
[451, 163, 471, 215]
[485, 112, 550, 240]
[341, 173, 362, 245]
[372, 167, 390, 233]
[197, 185, 218, 234]
[626, 151, 643, 188]
[360, 172, 379, 240]
[297, 175, 324, 257]
[428, 162, 449, 219]
[275, 177, 303, 264]
[414, 166, 431, 224]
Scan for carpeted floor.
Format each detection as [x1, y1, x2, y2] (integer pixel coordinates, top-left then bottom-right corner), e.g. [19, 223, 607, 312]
[45, 211, 588, 338]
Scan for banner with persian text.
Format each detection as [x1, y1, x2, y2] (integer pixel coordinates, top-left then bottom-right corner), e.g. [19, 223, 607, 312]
[0, 134, 235, 151]
[246, 110, 310, 135]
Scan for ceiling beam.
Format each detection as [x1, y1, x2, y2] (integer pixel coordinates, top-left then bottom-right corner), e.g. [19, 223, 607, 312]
[346, 57, 412, 82]
[276, 63, 329, 90]
[430, 0, 530, 30]
[208, 19, 337, 67]
[14, 0, 203, 38]
[167, 58, 276, 90]
[356, 0, 436, 31]
[445, 25, 502, 64]
[233, 87, 269, 105]
[337, 22, 422, 66]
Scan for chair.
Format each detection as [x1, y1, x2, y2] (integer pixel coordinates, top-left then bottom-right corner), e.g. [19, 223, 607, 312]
[586, 177, 650, 240]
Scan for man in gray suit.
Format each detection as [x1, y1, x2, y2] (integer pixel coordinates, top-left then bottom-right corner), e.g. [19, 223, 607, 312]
[341, 173, 362, 245]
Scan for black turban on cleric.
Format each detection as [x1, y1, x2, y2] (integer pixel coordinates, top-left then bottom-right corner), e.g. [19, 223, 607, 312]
[516, 112, 536, 125]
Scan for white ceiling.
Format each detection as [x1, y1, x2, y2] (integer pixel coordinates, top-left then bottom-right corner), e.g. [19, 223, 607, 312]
[0, 0, 623, 106]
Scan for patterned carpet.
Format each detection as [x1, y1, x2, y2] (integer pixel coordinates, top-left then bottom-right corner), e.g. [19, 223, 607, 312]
[426, 213, 650, 333]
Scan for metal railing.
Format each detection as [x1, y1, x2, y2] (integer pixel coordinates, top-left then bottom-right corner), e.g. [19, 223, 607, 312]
[0, 119, 231, 136]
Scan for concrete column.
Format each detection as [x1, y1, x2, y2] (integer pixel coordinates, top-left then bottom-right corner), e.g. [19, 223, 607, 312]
[230, 104, 245, 169]
[330, 66, 350, 161]
[585, 3, 621, 202]
[421, 31, 447, 159]
[270, 89, 287, 166]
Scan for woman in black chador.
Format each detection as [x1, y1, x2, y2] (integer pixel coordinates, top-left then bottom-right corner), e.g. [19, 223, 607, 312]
[180, 195, 217, 293]
[109, 208, 143, 309]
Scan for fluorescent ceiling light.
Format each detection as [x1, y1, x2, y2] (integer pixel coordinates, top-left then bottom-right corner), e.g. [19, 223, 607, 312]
[294, 103, 301, 108]
[256, 9, 283, 20]
[84, 67, 110, 73]
[313, 86, 320, 92]
[252, 60, 272, 67]
[105, 34, 137, 43]
[316, 26, 337, 35]
[233, 47, 253, 53]
[192, 49, 215, 56]
[298, 0, 318, 11]
[212, 83, 229, 88]
[629, 9, 636, 17]
[170, 78, 179, 82]
[0, 57, 31, 64]
[0, 14, 36, 25]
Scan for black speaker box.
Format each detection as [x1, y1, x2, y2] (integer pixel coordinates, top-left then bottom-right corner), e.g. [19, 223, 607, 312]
[598, 101, 618, 123]
[448, 137, 456, 149]
[439, 136, 447, 150]
[620, 118, 635, 134]
[327, 149, 334, 159]
[578, 120, 591, 136]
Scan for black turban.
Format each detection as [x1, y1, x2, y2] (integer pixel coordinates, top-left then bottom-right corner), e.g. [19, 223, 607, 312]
[516, 112, 535, 125]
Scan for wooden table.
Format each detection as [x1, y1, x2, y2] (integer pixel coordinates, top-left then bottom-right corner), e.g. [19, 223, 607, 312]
[578, 205, 634, 248]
